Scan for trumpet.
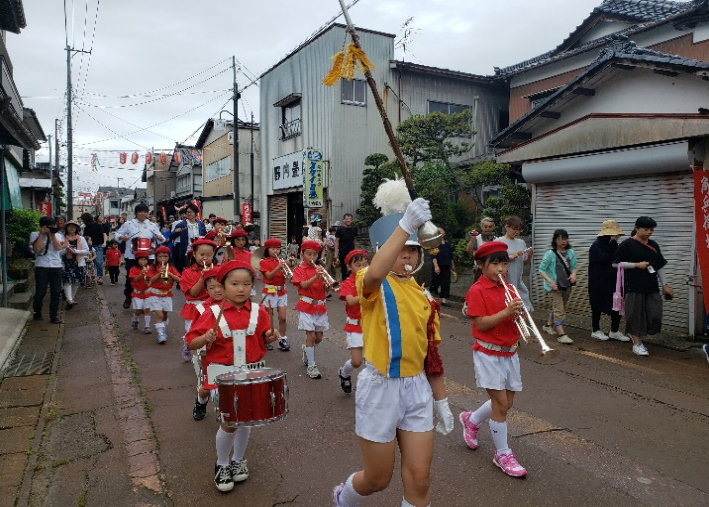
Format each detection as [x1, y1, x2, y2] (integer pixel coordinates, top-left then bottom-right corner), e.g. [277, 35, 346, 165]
[160, 262, 170, 281]
[498, 274, 559, 360]
[317, 258, 340, 291]
[279, 256, 294, 279]
[202, 260, 214, 271]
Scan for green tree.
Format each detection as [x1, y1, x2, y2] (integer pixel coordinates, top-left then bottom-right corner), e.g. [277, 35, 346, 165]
[6, 209, 42, 258]
[355, 154, 398, 227]
[398, 110, 474, 167]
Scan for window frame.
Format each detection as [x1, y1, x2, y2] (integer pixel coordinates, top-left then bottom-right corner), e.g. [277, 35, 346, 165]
[341, 79, 367, 107]
[427, 100, 471, 116]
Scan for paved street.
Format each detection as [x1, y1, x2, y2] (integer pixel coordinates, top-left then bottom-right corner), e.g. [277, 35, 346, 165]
[4, 277, 709, 507]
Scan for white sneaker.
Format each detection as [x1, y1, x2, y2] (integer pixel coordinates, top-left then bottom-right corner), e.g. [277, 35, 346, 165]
[591, 330, 609, 341]
[632, 343, 649, 356]
[307, 365, 322, 379]
[609, 331, 631, 342]
[557, 335, 574, 344]
[542, 325, 558, 336]
[301, 344, 308, 366]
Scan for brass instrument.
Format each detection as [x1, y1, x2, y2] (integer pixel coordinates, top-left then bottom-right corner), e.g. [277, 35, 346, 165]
[160, 262, 170, 281]
[202, 261, 214, 271]
[316, 258, 340, 291]
[279, 255, 294, 279]
[498, 274, 559, 360]
[250, 247, 293, 280]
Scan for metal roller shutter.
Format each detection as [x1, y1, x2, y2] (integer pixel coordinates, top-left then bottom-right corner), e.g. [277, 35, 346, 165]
[531, 171, 693, 334]
[268, 195, 288, 246]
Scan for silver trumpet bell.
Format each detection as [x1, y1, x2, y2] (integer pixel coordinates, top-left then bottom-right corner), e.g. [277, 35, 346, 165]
[417, 220, 443, 250]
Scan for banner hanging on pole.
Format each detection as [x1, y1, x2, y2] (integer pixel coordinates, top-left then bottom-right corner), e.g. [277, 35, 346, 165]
[694, 170, 709, 314]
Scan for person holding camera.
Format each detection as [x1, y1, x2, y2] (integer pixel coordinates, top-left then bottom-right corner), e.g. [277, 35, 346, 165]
[614, 216, 673, 356]
[538, 229, 577, 345]
[30, 217, 65, 324]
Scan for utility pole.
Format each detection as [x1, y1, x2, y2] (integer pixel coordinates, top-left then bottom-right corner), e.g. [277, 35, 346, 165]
[232, 56, 241, 223]
[55, 119, 60, 214]
[48, 133, 53, 213]
[250, 112, 254, 225]
[66, 45, 91, 220]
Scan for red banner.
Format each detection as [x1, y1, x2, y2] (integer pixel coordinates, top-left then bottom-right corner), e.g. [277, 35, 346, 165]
[119, 152, 127, 164]
[160, 206, 166, 221]
[38, 200, 52, 217]
[159, 152, 167, 165]
[131, 152, 139, 164]
[694, 170, 709, 313]
[174, 151, 182, 165]
[241, 202, 252, 225]
[191, 199, 202, 221]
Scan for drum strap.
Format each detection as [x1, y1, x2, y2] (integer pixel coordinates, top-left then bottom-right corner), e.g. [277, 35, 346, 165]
[210, 303, 260, 368]
[196, 303, 205, 315]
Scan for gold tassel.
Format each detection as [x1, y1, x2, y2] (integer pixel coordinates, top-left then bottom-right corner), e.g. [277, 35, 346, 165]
[349, 45, 375, 73]
[342, 43, 357, 81]
[322, 51, 345, 86]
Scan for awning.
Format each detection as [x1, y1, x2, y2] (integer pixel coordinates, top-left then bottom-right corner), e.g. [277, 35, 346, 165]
[19, 177, 51, 189]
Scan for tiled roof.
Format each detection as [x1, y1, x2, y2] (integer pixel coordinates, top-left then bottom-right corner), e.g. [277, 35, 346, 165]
[491, 36, 709, 147]
[496, 0, 703, 76]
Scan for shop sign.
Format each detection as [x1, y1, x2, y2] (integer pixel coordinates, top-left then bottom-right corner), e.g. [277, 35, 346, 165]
[272, 151, 303, 191]
[303, 149, 324, 208]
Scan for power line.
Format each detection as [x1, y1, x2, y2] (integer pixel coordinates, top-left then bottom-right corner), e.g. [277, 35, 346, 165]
[75, 104, 149, 149]
[80, 104, 179, 143]
[181, 95, 232, 144]
[78, 0, 101, 99]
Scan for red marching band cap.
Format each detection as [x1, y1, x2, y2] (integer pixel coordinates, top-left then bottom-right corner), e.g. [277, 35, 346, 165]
[300, 240, 322, 253]
[473, 241, 509, 260]
[203, 267, 221, 281]
[154, 246, 170, 255]
[212, 216, 228, 224]
[345, 249, 369, 265]
[264, 238, 282, 249]
[134, 250, 150, 259]
[230, 228, 248, 238]
[217, 260, 255, 283]
[191, 238, 218, 249]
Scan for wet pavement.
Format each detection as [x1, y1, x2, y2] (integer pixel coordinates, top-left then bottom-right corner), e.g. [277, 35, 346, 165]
[2, 274, 709, 506]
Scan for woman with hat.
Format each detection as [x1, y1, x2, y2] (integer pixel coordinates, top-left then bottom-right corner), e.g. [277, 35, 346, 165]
[61, 220, 89, 309]
[588, 221, 631, 342]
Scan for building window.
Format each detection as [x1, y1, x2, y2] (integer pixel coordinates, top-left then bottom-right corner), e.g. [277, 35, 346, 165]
[341, 79, 366, 106]
[280, 100, 301, 140]
[206, 156, 231, 182]
[428, 100, 470, 115]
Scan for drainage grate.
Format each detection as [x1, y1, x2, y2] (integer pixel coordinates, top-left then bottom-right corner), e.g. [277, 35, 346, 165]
[3, 352, 54, 377]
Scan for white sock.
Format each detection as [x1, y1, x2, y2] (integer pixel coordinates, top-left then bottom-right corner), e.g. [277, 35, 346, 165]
[306, 347, 316, 366]
[281, 335, 287, 342]
[155, 322, 164, 331]
[489, 419, 511, 455]
[338, 473, 366, 507]
[216, 428, 233, 466]
[403, 499, 428, 507]
[63, 283, 72, 300]
[231, 427, 251, 462]
[144, 315, 151, 327]
[341, 359, 355, 378]
[197, 394, 209, 404]
[470, 400, 492, 426]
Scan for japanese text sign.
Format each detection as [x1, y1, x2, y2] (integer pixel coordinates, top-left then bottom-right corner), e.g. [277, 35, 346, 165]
[694, 170, 709, 313]
[303, 149, 324, 208]
[272, 151, 303, 191]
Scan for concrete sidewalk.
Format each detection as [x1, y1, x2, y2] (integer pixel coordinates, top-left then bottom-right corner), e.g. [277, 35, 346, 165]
[0, 308, 31, 371]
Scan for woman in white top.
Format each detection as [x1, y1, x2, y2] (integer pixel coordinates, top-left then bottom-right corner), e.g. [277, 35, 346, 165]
[495, 215, 534, 311]
[61, 220, 89, 308]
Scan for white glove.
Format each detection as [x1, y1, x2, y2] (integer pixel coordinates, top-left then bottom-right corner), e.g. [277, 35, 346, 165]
[399, 198, 432, 235]
[434, 398, 454, 435]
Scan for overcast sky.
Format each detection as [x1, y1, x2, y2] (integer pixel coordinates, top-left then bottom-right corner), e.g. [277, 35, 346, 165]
[8, 0, 606, 192]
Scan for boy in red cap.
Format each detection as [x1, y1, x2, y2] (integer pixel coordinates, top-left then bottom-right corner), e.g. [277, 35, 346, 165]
[259, 238, 291, 351]
[205, 217, 229, 245]
[145, 246, 181, 344]
[129, 250, 153, 333]
[460, 240, 528, 478]
[179, 238, 217, 362]
[336, 249, 369, 394]
[229, 228, 252, 265]
[292, 240, 330, 379]
[186, 260, 278, 493]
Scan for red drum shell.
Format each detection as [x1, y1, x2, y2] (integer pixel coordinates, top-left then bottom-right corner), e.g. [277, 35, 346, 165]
[132, 237, 154, 254]
[216, 368, 288, 428]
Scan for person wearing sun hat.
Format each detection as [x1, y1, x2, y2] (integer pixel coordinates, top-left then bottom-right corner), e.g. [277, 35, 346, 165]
[588, 220, 630, 342]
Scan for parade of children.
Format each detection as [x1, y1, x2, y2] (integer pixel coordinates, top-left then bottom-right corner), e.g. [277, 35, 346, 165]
[129, 250, 153, 334]
[259, 238, 291, 352]
[145, 246, 181, 344]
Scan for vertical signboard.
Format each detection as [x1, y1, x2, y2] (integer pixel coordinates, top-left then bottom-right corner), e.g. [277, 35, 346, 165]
[303, 149, 324, 208]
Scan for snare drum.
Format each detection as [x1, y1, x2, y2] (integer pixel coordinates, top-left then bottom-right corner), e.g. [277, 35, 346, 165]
[131, 237, 154, 254]
[215, 368, 288, 428]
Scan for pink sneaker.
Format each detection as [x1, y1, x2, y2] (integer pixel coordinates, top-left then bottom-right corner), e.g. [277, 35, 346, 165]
[459, 411, 479, 450]
[493, 452, 527, 478]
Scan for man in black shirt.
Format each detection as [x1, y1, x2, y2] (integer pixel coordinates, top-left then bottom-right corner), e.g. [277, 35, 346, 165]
[81, 213, 108, 285]
[335, 213, 358, 280]
[430, 227, 455, 306]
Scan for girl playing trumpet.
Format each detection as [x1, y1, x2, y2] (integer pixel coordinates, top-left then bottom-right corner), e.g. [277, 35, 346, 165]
[205, 216, 229, 246]
[259, 238, 291, 352]
[460, 241, 527, 478]
[146, 246, 181, 344]
[129, 250, 152, 334]
[179, 238, 217, 362]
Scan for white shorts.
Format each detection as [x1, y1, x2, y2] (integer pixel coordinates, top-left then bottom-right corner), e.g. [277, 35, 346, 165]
[473, 350, 523, 391]
[147, 296, 173, 312]
[355, 364, 433, 443]
[298, 311, 329, 332]
[132, 298, 148, 310]
[262, 293, 288, 308]
[346, 332, 363, 349]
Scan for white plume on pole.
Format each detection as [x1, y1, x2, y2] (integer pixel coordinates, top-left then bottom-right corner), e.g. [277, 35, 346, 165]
[373, 177, 412, 216]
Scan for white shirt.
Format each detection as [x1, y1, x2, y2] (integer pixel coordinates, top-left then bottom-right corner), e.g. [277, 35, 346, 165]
[186, 220, 200, 247]
[30, 231, 64, 268]
[116, 219, 164, 260]
[171, 220, 181, 244]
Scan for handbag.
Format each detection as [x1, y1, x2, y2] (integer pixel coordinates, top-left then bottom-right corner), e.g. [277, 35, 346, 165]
[554, 250, 575, 286]
[612, 265, 625, 315]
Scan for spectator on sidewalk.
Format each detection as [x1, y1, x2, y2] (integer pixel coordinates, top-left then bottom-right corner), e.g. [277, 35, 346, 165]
[496, 216, 533, 311]
[539, 229, 578, 345]
[324, 226, 337, 279]
[614, 216, 674, 357]
[430, 227, 455, 306]
[30, 217, 65, 324]
[335, 213, 358, 280]
[170, 204, 205, 272]
[61, 220, 89, 309]
[467, 217, 496, 282]
[588, 220, 630, 342]
[81, 213, 107, 285]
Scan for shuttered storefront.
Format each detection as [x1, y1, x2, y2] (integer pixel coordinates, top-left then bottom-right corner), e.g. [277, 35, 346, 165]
[531, 171, 694, 334]
[268, 195, 288, 246]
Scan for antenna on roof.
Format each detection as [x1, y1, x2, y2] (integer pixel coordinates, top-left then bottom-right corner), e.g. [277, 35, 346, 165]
[395, 17, 420, 63]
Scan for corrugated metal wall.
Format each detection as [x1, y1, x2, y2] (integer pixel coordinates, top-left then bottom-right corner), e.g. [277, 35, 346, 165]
[531, 171, 693, 333]
[268, 195, 288, 245]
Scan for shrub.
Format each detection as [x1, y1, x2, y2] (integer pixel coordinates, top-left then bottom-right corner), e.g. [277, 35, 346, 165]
[6, 209, 42, 258]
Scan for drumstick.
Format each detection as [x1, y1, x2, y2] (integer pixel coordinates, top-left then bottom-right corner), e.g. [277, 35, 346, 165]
[209, 299, 228, 349]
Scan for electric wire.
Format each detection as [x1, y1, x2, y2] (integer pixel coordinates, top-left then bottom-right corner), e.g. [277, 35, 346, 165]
[78, 0, 101, 100]
[75, 104, 149, 150]
[80, 106, 179, 143]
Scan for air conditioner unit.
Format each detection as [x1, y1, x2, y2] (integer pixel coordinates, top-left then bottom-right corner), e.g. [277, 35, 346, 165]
[227, 131, 234, 144]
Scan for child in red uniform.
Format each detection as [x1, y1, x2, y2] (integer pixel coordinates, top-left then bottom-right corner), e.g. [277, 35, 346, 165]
[179, 238, 217, 362]
[105, 240, 122, 285]
[145, 246, 180, 344]
[259, 238, 290, 352]
[337, 249, 369, 394]
[292, 240, 330, 379]
[129, 250, 152, 333]
[204, 216, 229, 245]
[186, 260, 277, 493]
[460, 241, 527, 478]
[229, 228, 252, 265]
[192, 267, 224, 421]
